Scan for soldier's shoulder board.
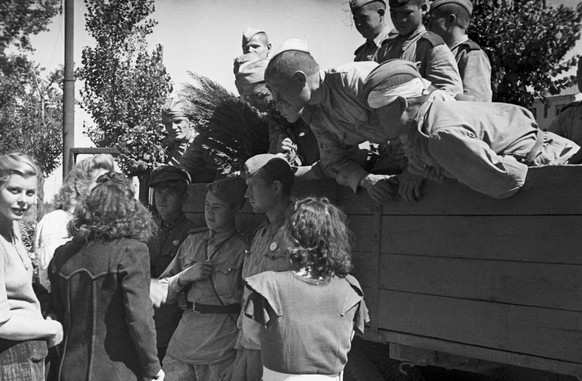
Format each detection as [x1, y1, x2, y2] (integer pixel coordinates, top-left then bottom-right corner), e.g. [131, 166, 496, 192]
[420, 31, 445, 47]
[458, 39, 481, 51]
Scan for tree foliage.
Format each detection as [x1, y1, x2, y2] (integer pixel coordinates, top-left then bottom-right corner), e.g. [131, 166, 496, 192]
[0, 63, 63, 175]
[469, 0, 582, 107]
[78, 0, 172, 175]
[0, 0, 61, 54]
[0, 0, 63, 176]
[178, 72, 270, 182]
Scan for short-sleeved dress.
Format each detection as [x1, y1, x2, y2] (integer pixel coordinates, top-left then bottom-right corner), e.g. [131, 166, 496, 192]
[244, 271, 369, 376]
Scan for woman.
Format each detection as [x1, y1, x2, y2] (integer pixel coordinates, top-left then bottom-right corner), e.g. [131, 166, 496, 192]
[0, 152, 63, 380]
[35, 154, 115, 291]
[243, 197, 369, 380]
[48, 172, 163, 381]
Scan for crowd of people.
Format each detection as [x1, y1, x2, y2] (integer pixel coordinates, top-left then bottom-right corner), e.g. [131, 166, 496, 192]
[1, 0, 581, 380]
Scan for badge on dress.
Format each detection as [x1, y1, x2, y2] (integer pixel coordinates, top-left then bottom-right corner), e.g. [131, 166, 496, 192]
[270, 242, 277, 251]
[172, 240, 180, 246]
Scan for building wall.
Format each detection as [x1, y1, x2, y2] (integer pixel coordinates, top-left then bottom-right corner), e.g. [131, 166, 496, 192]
[531, 92, 581, 130]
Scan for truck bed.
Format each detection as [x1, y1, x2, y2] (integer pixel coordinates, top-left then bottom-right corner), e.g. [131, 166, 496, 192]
[183, 166, 582, 379]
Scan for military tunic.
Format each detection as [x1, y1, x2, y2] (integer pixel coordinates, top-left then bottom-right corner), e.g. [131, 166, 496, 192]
[450, 36, 492, 102]
[354, 26, 392, 62]
[302, 62, 403, 192]
[162, 227, 248, 364]
[403, 91, 580, 198]
[236, 213, 292, 351]
[547, 101, 582, 146]
[376, 25, 463, 97]
[147, 213, 199, 354]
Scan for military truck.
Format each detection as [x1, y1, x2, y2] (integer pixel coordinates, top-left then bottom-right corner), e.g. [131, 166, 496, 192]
[183, 166, 582, 380]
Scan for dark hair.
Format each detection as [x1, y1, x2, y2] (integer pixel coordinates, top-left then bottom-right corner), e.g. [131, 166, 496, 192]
[53, 154, 115, 211]
[70, 172, 156, 242]
[285, 197, 352, 280]
[265, 50, 319, 83]
[256, 162, 294, 196]
[431, 3, 470, 29]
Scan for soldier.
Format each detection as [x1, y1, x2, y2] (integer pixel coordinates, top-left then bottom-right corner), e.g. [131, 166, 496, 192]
[350, 0, 391, 62]
[231, 154, 295, 381]
[234, 52, 322, 174]
[265, 38, 422, 203]
[161, 97, 197, 166]
[547, 59, 582, 146]
[428, 0, 493, 101]
[233, 28, 272, 75]
[363, 59, 581, 199]
[376, 0, 463, 96]
[242, 28, 271, 59]
[147, 165, 199, 362]
[159, 177, 248, 381]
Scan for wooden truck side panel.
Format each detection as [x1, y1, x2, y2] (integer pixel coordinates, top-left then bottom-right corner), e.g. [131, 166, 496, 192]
[183, 166, 582, 379]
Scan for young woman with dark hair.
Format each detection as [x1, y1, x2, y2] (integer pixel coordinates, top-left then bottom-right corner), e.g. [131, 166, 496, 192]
[49, 172, 163, 381]
[243, 197, 369, 381]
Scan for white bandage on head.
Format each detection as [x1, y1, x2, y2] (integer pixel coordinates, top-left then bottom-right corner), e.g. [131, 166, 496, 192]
[367, 78, 431, 109]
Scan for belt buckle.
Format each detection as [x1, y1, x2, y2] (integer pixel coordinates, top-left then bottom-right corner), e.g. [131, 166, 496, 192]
[192, 303, 201, 314]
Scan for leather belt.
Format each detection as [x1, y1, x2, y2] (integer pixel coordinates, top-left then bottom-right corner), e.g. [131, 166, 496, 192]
[186, 302, 241, 314]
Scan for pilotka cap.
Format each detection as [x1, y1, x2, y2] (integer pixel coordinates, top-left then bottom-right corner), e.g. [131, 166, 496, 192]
[206, 177, 247, 209]
[430, 0, 473, 15]
[349, 0, 386, 11]
[362, 59, 422, 100]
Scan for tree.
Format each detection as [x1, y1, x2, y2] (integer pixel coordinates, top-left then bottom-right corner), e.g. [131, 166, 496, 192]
[0, 0, 61, 54]
[78, 0, 172, 186]
[469, 0, 582, 107]
[0, 0, 63, 176]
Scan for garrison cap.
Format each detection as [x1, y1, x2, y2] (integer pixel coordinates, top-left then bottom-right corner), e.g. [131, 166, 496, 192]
[244, 153, 292, 179]
[349, 0, 386, 12]
[271, 38, 310, 59]
[430, 0, 473, 15]
[233, 52, 261, 74]
[235, 56, 269, 95]
[363, 59, 422, 100]
[161, 97, 189, 123]
[242, 27, 266, 46]
[206, 177, 247, 209]
[149, 165, 191, 188]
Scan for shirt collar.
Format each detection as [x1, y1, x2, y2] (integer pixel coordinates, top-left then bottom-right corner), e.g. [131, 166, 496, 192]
[449, 34, 469, 51]
[401, 24, 426, 51]
[161, 212, 186, 230]
[370, 25, 392, 48]
[208, 225, 236, 246]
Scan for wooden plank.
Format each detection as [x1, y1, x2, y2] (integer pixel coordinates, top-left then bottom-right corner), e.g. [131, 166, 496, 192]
[378, 291, 582, 363]
[386, 334, 582, 379]
[361, 285, 378, 335]
[348, 215, 376, 253]
[344, 166, 582, 216]
[380, 255, 582, 311]
[381, 215, 582, 264]
[186, 166, 582, 216]
[351, 251, 377, 288]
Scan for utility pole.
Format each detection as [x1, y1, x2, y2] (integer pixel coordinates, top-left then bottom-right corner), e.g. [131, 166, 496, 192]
[63, 0, 75, 178]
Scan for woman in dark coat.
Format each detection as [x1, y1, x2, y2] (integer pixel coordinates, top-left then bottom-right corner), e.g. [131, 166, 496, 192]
[49, 172, 164, 381]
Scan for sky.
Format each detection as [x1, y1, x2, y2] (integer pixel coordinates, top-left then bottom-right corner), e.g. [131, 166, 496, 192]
[26, 0, 582, 197]
[29, 0, 371, 150]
